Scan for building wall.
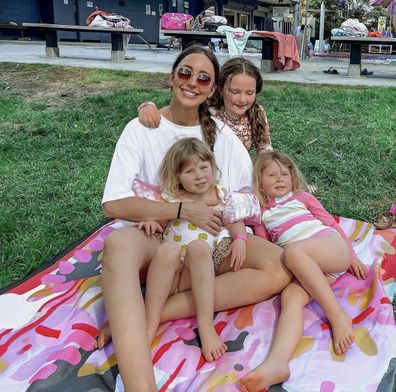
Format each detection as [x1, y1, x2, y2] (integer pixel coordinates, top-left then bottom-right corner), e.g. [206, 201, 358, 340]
[0, 0, 41, 24]
[0, 0, 41, 39]
[0, 0, 236, 44]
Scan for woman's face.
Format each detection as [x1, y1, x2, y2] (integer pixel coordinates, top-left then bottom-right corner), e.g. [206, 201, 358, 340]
[221, 73, 257, 118]
[170, 53, 216, 109]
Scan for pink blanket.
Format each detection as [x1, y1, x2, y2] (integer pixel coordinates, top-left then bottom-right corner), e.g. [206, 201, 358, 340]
[254, 31, 301, 71]
[0, 218, 395, 392]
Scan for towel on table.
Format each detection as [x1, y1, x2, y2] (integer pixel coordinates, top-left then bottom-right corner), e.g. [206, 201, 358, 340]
[254, 31, 301, 71]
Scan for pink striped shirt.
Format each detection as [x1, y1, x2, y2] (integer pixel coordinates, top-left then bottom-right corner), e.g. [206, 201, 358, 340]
[254, 192, 357, 258]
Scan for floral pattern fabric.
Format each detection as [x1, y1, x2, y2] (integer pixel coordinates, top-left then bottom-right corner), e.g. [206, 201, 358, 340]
[210, 106, 272, 154]
[0, 218, 395, 392]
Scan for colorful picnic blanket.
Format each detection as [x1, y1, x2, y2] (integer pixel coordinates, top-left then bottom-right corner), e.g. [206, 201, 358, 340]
[0, 217, 395, 392]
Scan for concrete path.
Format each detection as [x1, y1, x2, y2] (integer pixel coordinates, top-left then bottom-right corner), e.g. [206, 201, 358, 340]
[1, 40, 396, 87]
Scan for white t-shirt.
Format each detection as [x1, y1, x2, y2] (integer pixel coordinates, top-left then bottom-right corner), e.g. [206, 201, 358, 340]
[102, 115, 252, 204]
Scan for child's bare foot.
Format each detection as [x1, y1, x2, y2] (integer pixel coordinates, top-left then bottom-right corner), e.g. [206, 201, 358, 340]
[200, 326, 227, 362]
[329, 311, 353, 355]
[95, 320, 111, 349]
[240, 359, 290, 392]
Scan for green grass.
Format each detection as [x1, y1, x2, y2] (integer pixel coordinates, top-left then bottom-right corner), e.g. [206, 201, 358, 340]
[0, 63, 395, 288]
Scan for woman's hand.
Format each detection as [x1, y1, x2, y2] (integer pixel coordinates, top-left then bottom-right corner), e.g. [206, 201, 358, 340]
[181, 200, 222, 236]
[348, 258, 368, 280]
[137, 220, 163, 235]
[138, 102, 161, 128]
[225, 239, 246, 271]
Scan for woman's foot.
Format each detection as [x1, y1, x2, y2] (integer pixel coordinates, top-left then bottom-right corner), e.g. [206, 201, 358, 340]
[240, 359, 290, 392]
[329, 311, 353, 355]
[95, 320, 111, 349]
[200, 326, 227, 362]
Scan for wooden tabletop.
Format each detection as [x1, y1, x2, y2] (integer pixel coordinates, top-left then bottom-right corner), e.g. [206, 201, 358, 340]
[22, 23, 143, 34]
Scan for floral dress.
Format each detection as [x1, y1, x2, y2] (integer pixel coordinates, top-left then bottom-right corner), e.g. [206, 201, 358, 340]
[210, 105, 272, 154]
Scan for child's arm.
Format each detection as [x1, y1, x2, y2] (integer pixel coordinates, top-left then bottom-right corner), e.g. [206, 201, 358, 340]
[138, 101, 161, 128]
[302, 193, 368, 279]
[137, 220, 164, 236]
[225, 221, 247, 271]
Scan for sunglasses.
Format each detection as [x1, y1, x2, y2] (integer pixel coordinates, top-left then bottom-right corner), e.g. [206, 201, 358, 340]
[175, 66, 212, 87]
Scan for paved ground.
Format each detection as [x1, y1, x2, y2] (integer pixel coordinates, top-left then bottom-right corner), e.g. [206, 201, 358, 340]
[1, 40, 396, 87]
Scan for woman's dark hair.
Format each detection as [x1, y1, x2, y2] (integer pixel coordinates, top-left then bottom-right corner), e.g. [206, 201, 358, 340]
[210, 57, 270, 149]
[172, 45, 220, 151]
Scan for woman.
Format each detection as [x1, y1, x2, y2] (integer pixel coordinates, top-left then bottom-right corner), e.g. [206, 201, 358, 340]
[101, 45, 291, 391]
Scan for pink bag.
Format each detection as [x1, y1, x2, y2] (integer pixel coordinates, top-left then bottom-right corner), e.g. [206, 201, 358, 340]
[161, 13, 193, 30]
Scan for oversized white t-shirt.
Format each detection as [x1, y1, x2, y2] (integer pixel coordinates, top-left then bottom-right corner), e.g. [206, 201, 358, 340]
[102, 115, 252, 205]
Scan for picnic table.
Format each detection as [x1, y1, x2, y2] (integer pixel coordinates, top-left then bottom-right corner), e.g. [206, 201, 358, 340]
[161, 29, 276, 73]
[20, 23, 147, 62]
[331, 35, 396, 77]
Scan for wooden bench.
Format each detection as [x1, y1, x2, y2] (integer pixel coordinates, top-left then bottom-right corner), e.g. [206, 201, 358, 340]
[331, 36, 396, 77]
[161, 29, 276, 73]
[21, 23, 146, 62]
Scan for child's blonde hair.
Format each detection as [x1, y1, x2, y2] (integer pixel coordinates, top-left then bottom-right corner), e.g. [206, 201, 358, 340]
[253, 151, 307, 206]
[160, 137, 217, 197]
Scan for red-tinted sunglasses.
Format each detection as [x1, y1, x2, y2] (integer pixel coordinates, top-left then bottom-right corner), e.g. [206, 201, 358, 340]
[175, 66, 212, 87]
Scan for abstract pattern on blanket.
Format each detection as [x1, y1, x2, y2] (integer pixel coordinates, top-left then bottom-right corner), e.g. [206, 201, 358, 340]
[0, 218, 395, 392]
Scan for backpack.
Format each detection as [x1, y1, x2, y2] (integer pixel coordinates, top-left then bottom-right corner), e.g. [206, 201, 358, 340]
[161, 13, 193, 30]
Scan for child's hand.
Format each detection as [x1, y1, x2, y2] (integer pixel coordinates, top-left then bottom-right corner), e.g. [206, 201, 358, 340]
[137, 221, 163, 235]
[225, 239, 246, 271]
[138, 102, 160, 128]
[348, 258, 368, 280]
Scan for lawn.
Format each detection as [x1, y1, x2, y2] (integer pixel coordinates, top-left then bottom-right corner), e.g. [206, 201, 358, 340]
[0, 63, 395, 288]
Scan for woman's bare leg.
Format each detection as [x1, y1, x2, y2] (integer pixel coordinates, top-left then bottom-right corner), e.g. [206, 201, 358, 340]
[282, 234, 352, 355]
[101, 226, 160, 392]
[183, 240, 227, 361]
[145, 243, 181, 344]
[161, 235, 292, 322]
[97, 236, 290, 351]
[240, 281, 310, 392]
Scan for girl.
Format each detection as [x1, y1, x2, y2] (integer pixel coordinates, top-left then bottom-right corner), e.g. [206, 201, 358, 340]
[100, 45, 289, 391]
[240, 151, 368, 392]
[138, 57, 272, 155]
[140, 137, 247, 362]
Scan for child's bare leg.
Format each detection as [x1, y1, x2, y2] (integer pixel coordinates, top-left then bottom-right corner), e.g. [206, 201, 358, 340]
[283, 234, 352, 355]
[145, 243, 181, 343]
[183, 240, 227, 361]
[240, 281, 310, 392]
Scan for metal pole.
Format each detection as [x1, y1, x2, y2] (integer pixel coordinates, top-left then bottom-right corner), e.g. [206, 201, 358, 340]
[300, 0, 310, 60]
[293, 0, 300, 34]
[318, 1, 325, 53]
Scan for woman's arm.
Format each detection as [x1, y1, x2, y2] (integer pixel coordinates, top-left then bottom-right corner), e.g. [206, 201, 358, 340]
[103, 197, 223, 236]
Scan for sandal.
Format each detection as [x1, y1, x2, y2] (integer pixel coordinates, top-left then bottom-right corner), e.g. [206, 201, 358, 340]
[361, 68, 373, 76]
[323, 67, 339, 74]
[373, 212, 394, 229]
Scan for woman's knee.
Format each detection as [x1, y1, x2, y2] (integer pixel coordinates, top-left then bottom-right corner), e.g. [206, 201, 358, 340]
[245, 236, 285, 273]
[102, 226, 156, 272]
